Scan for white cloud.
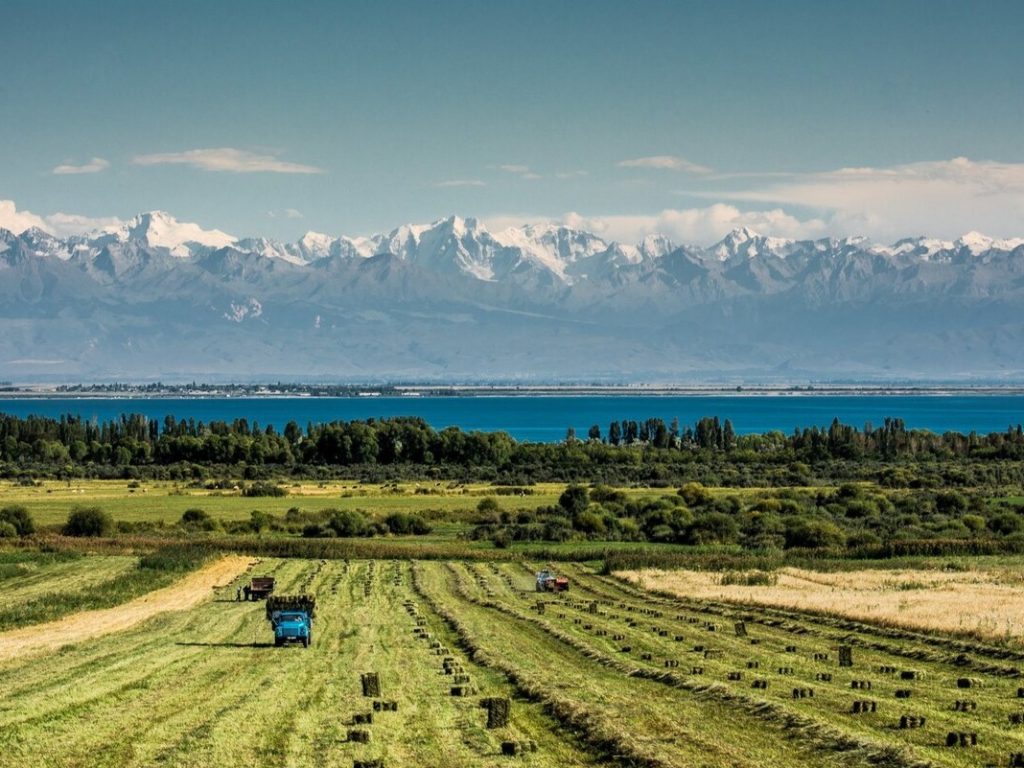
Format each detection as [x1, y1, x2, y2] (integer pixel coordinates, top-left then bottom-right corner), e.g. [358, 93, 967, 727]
[702, 157, 1024, 242]
[132, 148, 324, 174]
[52, 157, 110, 175]
[494, 163, 543, 180]
[617, 155, 713, 174]
[45, 212, 124, 237]
[0, 200, 123, 237]
[285, 208, 303, 219]
[485, 204, 829, 245]
[555, 170, 588, 179]
[435, 179, 485, 188]
[0, 200, 49, 233]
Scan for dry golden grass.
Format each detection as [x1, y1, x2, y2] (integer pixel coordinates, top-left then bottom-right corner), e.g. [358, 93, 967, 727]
[619, 565, 1024, 642]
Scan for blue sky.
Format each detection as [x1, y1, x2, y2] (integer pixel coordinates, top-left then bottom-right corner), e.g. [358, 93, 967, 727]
[2, 0, 1023, 244]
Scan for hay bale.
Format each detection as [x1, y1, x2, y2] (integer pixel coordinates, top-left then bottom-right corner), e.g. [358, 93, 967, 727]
[895, 689, 912, 699]
[815, 673, 833, 682]
[1011, 754, 1024, 768]
[900, 670, 921, 681]
[620, 646, 632, 653]
[851, 700, 877, 714]
[746, 661, 760, 669]
[945, 732, 977, 747]
[361, 673, 382, 698]
[956, 677, 982, 689]
[751, 679, 768, 689]
[501, 741, 520, 756]
[851, 680, 872, 690]
[481, 697, 511, 728]
[812, 653, 829, 662]
[727, 671, 743, 681]
[1010, 712, 1024, 725]
[450, 685, 475, 697]
[953, 700, 976, 712]
[785, 645, 797, 653]
[347, 729, 371, 744]
[792, 687, 814, 699]
[352, 712, 373, 724]
[588, 601, 598, 614]
[899, 715, 926, 729]
[734, 622, 747, 637]
[690, 666, 705, 675]
[664, 660, 679, 668]
[353, 760, 384, 768]
[640, 653, 652, 661]
[777, 666, 794, 675]
[878, 665, 897, 674]
[838, 646, 853, 667]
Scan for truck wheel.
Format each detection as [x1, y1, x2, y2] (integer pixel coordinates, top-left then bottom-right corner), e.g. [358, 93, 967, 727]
[302, 636, 310, 648]
[274, 637, 283, 647]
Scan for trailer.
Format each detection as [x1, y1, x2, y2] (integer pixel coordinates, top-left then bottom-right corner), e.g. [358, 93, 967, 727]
[245, 576, 276, 601]
[266, 594, 316, 648]
[535, 569, 570, 593]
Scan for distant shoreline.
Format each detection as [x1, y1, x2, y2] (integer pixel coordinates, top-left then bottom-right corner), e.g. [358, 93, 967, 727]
[2, 385, 1024, 399]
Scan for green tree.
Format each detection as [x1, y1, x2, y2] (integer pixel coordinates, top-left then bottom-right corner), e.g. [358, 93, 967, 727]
[63, 507, 113, 537]
[0, 505, 34, 536]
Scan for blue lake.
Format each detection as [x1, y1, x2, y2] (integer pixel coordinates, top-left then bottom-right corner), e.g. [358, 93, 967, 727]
[1, 395, 1022, 442]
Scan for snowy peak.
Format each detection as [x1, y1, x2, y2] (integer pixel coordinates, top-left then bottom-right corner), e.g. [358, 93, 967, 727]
[709, 228, 794, 261]
[120, 211, 236, 257]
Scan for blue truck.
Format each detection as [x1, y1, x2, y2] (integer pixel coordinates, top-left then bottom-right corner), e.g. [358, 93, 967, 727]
[266, 595, 316, 648]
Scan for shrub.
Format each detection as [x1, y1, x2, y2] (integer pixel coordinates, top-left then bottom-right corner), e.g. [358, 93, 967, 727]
[477, 497, 500, 513]
[63, 506, 113, 537]
[180, 508, 217, 531]
[383, 512, 432, 535]
[0, 521, 17, 538]
[0, 505, 34, 536]
[492, 529, 511, 549]
[328, 509, 369, 537]
[242, 482, 288, 497]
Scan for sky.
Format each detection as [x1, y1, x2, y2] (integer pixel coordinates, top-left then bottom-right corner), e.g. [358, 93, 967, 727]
[2, 0, 1023, 245]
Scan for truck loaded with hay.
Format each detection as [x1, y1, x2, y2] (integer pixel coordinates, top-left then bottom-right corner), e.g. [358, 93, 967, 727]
[245, 576, 276, 601]
[266, 594, 316, 648]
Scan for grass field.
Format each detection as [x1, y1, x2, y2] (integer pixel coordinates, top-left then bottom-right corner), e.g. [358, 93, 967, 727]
[4, 555, 1024, 766]
[0, 480, 583, 527]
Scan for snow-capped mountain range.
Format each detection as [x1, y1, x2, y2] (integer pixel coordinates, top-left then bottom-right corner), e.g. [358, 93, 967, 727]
[1, 211, 1023, 381]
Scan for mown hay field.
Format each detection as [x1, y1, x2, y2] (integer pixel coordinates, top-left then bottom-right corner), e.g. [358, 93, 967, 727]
[5, 555, 1024, 766]
[621, 566, 1024, 642]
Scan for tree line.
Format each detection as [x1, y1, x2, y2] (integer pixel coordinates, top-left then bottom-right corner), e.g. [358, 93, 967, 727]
[1, 412, 1023, 486]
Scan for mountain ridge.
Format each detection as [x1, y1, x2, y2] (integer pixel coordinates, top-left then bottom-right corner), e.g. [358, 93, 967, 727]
[0, 211, 1022, 382]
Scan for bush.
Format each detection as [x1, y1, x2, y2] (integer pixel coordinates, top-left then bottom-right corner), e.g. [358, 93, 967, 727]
[477, 497, 500, 513]
[242, 482, 288, 497]
[63, 506, 113, 537]
[0, 505, 34, 536]
[180, 508, 217, 531]
[383, 512, 432, 535]
[328, 509, 369, 537]
[0, 521, 17, 538]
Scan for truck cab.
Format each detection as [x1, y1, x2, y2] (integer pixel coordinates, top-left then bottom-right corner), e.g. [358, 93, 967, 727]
[271, 610, 312, 647]
[265, 594, 316, 648]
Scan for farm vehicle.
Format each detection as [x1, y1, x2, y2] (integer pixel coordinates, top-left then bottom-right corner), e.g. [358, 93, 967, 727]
[266, 595, 316, 648]
[243, 576, 276, 601]
[535, 569, 569, 592]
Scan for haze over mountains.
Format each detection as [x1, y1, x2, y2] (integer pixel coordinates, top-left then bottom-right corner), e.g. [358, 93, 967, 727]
[1, 211, 1023, 383]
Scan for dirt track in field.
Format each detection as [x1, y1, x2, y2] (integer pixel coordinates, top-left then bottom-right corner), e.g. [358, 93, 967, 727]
[0, 555, 253, 662]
